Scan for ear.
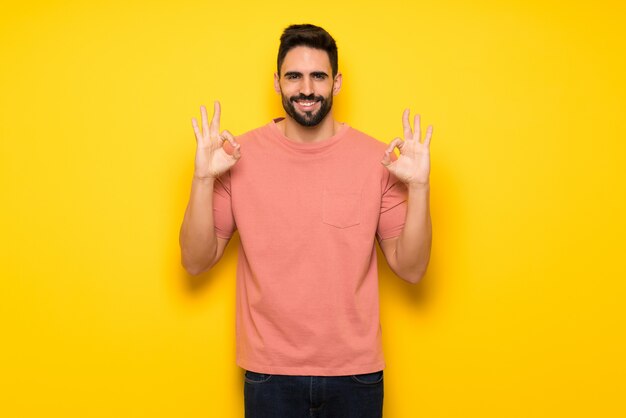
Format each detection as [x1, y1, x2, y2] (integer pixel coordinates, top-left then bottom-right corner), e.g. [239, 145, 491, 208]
[332, 72, 342, 96]
[274, 72, 281, 94]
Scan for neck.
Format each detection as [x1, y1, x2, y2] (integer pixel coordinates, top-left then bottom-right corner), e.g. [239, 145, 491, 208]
[279, 112, 341, 143]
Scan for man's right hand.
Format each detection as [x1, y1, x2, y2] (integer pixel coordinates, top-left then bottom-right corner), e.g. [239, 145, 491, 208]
[191, 101, 241, 180]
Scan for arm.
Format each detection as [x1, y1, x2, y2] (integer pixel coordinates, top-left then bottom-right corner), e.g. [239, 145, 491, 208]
[179, 101, 241, 276]
[380, 109, 434, 284]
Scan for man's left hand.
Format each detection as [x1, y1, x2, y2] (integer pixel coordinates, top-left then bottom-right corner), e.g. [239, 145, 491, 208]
[381, 109, 433, 187]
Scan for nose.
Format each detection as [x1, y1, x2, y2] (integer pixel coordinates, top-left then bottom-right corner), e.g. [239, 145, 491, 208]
[300, 77, 313, 96]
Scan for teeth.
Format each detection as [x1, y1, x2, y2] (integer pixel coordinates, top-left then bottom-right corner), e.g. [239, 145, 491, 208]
[298, 101, 316, 107]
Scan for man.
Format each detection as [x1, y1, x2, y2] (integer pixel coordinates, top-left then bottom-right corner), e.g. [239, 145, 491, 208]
[179, 24, 433, 418]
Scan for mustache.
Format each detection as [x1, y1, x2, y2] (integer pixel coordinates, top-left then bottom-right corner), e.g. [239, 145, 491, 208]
[290, 94, 324, 103]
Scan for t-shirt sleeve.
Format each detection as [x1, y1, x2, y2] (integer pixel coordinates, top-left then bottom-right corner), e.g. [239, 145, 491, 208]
[213, 171, 236, 240]
[376, 167, 408, 242]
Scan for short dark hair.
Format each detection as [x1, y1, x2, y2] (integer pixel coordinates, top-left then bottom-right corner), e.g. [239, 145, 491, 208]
[277, 24, 338, 76]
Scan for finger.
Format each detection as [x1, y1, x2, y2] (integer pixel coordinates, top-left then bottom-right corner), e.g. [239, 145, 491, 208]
[191, 117, 201, 143]
[385, 137, 404, 154]
[382, 137, 402, 166]
[402, 109, 412, 140]
[200, 105, 209, 137]
[209, 101, 221, 137]
[232, 145, 241, 159]
[221, 129, 239, 146]
[424, 125, 433, 147]
[381, 151, 393, 167]
[414, 114, 421, 142]
[221, 130, 241, 158]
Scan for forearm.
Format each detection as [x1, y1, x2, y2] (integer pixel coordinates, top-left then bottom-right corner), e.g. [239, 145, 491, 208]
[179, 176, 219, 275]
[394, 183, 432, 283]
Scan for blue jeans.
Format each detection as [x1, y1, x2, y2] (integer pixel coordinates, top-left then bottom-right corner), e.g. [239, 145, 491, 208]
[244, 370, 384, 418]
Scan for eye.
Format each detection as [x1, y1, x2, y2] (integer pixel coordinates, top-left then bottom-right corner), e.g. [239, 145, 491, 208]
[285, 73, 300, 80]
[312, 73, 327, 80]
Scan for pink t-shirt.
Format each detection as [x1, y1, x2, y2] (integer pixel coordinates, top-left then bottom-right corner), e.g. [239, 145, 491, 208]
[213, 119, 407, 376]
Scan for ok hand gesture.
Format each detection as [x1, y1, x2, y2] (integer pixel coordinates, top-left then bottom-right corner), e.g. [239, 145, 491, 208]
[381, 109, 433, 187]
[191, 101, 241, 180]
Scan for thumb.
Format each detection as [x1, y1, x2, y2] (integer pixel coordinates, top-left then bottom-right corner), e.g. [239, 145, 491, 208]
[381, 151, 393, 167]
[221, 130, 241, 160]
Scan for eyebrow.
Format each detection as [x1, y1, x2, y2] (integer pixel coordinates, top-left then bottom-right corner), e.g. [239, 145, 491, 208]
[283, 71, 329, 78]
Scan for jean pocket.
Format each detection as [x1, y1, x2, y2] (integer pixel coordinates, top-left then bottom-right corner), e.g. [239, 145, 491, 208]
[350, 370, 384, 384]
[244, 370, 273, 384]
[322, 189, 361, 229]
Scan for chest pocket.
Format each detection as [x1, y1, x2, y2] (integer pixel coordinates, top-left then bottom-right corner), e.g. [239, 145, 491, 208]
[322, 189, 362, 229]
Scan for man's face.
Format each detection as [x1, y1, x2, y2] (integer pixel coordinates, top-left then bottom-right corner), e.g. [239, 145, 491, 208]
[274, 46, 342, 127]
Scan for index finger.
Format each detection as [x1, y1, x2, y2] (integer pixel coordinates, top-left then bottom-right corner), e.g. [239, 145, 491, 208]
[209, 101, 221, 137]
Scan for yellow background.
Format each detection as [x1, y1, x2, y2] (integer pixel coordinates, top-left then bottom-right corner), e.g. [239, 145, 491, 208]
[1, 0, 625, 416]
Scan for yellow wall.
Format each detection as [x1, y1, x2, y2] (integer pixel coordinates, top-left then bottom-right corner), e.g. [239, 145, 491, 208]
[1, 0, 625, 416]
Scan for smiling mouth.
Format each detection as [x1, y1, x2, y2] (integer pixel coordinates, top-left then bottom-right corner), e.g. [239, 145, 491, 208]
[292, 98, 322, 112]
[297, 100, 318, 107]
[292, 94, 321, 103]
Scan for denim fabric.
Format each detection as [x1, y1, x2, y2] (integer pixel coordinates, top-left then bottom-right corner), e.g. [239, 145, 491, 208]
[244, 370, 384, 418]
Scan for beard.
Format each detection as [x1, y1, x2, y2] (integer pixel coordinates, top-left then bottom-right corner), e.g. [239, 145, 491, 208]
[281, 90, 333, 127]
